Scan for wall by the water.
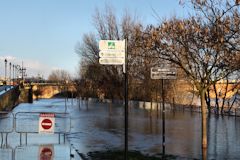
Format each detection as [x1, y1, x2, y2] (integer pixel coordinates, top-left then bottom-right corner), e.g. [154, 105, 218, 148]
[0, 86, 20, 111]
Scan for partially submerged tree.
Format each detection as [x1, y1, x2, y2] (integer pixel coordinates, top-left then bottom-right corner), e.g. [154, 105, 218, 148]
[140, 0, 240, 154]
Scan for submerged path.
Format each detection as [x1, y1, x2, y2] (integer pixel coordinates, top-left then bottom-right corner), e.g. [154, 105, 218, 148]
[1, 98, 240, 159]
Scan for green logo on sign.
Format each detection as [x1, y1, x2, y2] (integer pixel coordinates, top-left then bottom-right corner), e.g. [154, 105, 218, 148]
[108, 42, 115, 49]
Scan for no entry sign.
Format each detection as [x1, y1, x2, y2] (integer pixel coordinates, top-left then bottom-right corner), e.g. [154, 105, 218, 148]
[39, 113, 55, 134]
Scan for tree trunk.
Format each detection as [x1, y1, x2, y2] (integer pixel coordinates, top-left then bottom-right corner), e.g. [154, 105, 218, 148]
[204, 90, 211, 113]
[213, 83, 219, 115]
[221, 79, 229, 115]
[200, 89, 208, 160]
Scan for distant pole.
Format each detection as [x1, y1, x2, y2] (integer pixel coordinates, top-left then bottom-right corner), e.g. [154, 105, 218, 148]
[65, 81, 67, 113]
[4, 59, 7, 83]
[162, 79, 165, 158]
[124, 39, 128, 160]
[13, 64, 15, 85]
[22, 61, 23, 81]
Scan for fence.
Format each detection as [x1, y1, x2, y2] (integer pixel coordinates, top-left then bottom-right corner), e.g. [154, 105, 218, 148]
[0, 111, 71, 146]
[0, 112, 14, 147]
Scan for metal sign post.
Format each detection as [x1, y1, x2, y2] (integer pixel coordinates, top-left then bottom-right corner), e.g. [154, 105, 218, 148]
[151, 66, 176, 159]
[99, 39, 128, 160]
[124, 39, 128, 160]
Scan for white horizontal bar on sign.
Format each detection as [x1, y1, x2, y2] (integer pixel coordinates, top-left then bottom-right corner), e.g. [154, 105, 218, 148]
[151, 73, 177, 80]
[99, 51, 125, 58]
[151, 68, 176, 72]
[151, 71, 176, 75]
[99, 57, 125, 65]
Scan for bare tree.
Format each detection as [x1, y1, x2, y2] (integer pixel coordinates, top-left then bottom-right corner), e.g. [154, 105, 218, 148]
[139, 0, 240, 155]
[48, 69, 71, 83]
[76, 6, 144, 100]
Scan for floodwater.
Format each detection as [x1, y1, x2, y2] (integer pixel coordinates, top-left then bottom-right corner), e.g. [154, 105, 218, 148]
[1, 98, 240, 159]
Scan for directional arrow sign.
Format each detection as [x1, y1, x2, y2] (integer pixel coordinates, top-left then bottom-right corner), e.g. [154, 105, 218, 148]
[99, 51, 125, 58]
[99, 57, 124, 65]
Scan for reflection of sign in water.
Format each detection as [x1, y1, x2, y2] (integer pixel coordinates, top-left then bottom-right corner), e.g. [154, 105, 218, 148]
[15, 144, 69, 160]
[39, 145, 54, 160]
[39, 113, 55, 134]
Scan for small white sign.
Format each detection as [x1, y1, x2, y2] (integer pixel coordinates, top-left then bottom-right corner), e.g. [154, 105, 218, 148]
[39, 113, 55, 134]
[151, 67, 177, 79]
[99, 40, 125, 51]
[99, 57, 125, 65]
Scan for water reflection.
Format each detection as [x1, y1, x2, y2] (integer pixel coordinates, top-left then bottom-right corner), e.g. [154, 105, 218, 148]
[1, 99, 240, 159]
[0, 148, 13, 160]
[208, 115, 240, 159]
[68, 100, 240, 159]
[0, 144, 71, 160]
[15, 144, 70, 160]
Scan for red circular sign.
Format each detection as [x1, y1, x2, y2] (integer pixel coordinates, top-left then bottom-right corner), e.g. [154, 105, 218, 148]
[41, 119, 52, 130]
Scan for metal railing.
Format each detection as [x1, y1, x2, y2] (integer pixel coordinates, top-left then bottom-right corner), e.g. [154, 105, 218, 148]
[0, 111, 71, 146]
[15, 112, 71, 145]
[0, 112, 14, 147]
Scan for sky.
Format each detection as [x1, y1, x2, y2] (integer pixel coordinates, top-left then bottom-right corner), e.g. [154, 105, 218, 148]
[0, 0, 190, 79]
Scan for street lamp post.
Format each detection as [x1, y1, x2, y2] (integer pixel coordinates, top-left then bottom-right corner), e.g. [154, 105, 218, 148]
[9, 62, 12, 85]
[4, 59, 7, 84]
[20, 62, 26, 83]
[15, 65, 20, 84]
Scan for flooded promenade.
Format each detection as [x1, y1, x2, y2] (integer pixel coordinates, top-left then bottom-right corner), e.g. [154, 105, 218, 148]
[1, 98, 240, 159]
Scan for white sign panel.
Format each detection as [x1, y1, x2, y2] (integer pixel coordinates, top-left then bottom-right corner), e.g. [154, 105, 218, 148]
[39, 113, 55, 134]
[99, 40, 125, 51]
[99, 58, 125, 65]
[151, 67, 177, 79]
[99, 40, 125, 66]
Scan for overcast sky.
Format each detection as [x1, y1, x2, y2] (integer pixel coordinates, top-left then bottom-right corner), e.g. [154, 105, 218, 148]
[0, 0, 190, 79]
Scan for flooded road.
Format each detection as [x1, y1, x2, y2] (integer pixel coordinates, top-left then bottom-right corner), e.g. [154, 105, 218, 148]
[1, 98, 240, 159]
